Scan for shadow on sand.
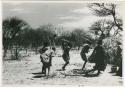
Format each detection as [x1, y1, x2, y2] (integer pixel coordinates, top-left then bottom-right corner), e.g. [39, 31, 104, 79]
[32, 72, 43, 75]
[31, 72, 57, 79]
[31, 72, 46, 78]
[31, 69, 99, 78]
[60, 69, 99, 78]
[33, 75, 46, 78]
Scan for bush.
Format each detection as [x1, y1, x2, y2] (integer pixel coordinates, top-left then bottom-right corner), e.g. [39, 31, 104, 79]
[103, 37, 122, 65]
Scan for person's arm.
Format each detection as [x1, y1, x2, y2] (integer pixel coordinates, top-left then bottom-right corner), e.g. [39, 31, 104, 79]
[80, 48, 84, 55]
[68, 42, 72, 49]
[88, 47, 96, 60]
[92, 47, 96, 55]
[39, 48, 42, 54]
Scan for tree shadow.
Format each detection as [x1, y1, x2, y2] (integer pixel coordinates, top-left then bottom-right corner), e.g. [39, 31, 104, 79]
[31, 72, 57, 79]
[56, 69, 65, 71]
[31, 69, 100, 79]
[72, 69, 87, 74]
[83, 73, 99, 78]
[60, 69, 99, 77]
[3, 58, 21, 61]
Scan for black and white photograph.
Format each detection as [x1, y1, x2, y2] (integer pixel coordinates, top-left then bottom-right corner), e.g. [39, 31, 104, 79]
[1, 0, 124, 86]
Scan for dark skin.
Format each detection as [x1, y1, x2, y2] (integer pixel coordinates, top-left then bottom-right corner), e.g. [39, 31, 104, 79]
[81, 44, 90, 70]
[82, 61, 87, 70]
[62, 42, 71, 70]
[85, 50, 101, 75]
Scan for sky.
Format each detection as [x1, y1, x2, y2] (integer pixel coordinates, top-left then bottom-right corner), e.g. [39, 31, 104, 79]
[2, 1, 122, 31]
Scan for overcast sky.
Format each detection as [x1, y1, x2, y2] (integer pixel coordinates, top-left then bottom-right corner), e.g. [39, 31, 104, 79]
[2, 2, 122, 31]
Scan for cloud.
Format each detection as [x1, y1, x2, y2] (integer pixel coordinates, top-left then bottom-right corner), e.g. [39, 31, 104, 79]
[58, 16, 111, 31]
[71, 7, 92, 15]
[4, 1, 23, 6]
[9, 8, 28, 14]
[59, 16, 80, 20]
[10, 8, 24, 12]
[9, 8, 39, 14]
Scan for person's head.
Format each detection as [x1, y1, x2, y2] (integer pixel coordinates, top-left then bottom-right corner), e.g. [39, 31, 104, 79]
[63, 42, 68, 46]
[61, 39, 69, 42]
[62, 39, 69, 45]
[86, 40, 91, 45]
[53, 34, 57, 38]
[97, 40, 102, 45]
[52, 47, 56, 51]
[84, 45, 90, 53]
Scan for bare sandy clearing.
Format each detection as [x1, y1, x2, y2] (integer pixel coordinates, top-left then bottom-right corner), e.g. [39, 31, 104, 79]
[2, 50, 123, 86]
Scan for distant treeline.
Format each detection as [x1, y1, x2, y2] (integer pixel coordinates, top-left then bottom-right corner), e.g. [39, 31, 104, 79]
[3, 17, 94, 49]
[2, 3, 123, 66]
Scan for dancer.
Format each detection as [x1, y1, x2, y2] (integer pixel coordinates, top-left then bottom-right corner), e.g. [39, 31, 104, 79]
[86, 40, 106, 75]
[80, 41, 91, 70]
[61, 39, 72, 70]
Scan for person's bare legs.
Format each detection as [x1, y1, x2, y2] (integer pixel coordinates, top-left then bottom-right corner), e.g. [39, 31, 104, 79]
[42, 65, 45, 74]
[44, 68, 46, 76]
[48, 67, 50, 76]
[82, 61, 87, 70]
[62, 61, 69, 70]
[97, 70, 101, 75]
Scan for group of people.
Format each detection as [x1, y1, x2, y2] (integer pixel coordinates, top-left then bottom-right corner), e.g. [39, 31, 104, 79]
[39, 39, 122, 76]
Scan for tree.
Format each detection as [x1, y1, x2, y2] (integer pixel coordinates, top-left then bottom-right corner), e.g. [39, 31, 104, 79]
[89, 19, 115, 39]
[71, 29, 93, 49]
[88, 3, 123, 32]
[56, 29, 94, 49]
[89, 3, 123, 75]
[3, 17, 28, 59]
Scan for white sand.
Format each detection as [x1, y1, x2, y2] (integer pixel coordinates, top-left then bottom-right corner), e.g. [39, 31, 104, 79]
[2, 49, 123, 86]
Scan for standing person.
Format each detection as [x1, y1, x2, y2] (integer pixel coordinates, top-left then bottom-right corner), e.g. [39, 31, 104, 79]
[86, 40, 106, 75]
[39, 42, 49, 74]
[39, 42, 56, 76]
[61, 39, 72, 71]
[80, 41, 91, 70]
[116, 41, 122, 76]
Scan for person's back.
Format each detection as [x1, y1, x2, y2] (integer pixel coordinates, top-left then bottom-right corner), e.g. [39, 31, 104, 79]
[85, 40, 106, 75]
[94, 45, 105, 62]
[94, 41, 106, 71]
[63, 45, 70, 55]
[95, 45, 105, 55]
[80, 44, 90, 55]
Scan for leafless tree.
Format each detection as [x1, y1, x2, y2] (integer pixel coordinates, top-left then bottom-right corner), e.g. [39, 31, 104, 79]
[88, 3, 123, 35]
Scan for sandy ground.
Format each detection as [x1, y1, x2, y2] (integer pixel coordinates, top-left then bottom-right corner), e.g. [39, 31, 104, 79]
[2, 49, 123, 86]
